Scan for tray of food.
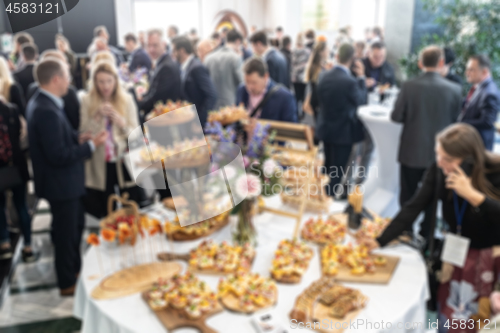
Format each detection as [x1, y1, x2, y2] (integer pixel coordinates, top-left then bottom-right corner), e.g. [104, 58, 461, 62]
[270, 239, 314, 284]
[301, 215, 346, 244]
[207, 104, 248, 125]
[162, 212, 230, 241]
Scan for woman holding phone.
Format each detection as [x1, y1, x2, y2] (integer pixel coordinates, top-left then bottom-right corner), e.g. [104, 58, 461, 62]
[362, 123, 500, 332]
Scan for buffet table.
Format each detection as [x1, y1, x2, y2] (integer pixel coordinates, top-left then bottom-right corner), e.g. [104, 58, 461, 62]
[358, 105, 402, 218]
[74, 196, 428, 333]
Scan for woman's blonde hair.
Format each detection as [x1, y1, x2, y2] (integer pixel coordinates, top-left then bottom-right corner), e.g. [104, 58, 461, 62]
[437, 123, 500, 200]
[88, 60, 127, 117]
[91, 51, 115, 67]
[305, 41, 327, 83]
[0, 57, 13, 101]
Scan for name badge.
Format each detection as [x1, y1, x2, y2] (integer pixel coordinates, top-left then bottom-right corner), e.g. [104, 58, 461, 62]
[440, 233, 470, 268]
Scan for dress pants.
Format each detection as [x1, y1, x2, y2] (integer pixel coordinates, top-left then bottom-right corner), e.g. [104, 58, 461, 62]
[49, 197, 85, 289]
[323, 143, 353, 197]
[399, 164, 433, 240]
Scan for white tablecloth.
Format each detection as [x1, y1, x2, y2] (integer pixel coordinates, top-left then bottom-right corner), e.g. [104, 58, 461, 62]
[74, 196, 429, 333]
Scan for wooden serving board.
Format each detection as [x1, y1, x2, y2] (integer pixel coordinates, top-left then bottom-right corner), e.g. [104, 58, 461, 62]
[219, 286, 278, 314]
[164, 216, 230, 241]
[91, 262, 182, 300]
[157, 252, 255, 276]
[312, 297, 368, 333]
[142, 292, 223, 333]
[321, 254, 400, 284]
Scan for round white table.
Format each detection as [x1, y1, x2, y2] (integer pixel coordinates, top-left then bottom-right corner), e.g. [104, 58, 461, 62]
[358, 105, 402, 218]
[74, 196, 428, 333]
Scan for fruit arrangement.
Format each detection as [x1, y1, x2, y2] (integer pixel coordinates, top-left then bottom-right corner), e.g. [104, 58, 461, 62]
[301, 215, 346, 244]
[100, 214, 139, 245]
[144, 273, 218, 319]
[207, 104, 248, 125]
[218, 272, 277, 313]
[270, 239, 314, 283]
[188, 240, 255, 273]
[321, 244, 387, 276]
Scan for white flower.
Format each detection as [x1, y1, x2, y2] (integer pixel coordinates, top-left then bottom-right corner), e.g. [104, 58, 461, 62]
[262, 159, 279, 178]
[235, 174, 261, 199]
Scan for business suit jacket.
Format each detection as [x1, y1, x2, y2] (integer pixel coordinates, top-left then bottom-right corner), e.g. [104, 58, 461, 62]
[392, 71, 462, 168]
[129, 47, 152, 73]
[236, 80, 297, 123]
[138, 53, 181, 116]
[181, 57, 217, 126]
[265, 48, 289, 88]
[13, 64, 34, 100]
[27, 91, 92, 202]
[204, 46, 242, 109]
[362, 58, 395, 92]
[459, 77, 500, 150]
[26, 83, 80, 130]
[8, 82, 26, 117]
[316, 67, 367, 145]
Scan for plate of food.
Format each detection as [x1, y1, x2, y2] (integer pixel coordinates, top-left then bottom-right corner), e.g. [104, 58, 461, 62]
[207, 104, 248, 125]
[270, 239, 314, 284]
[142, 273, 222, 333]
[158, 239, 255, 275]
[162, 211, 230, 241]
[218, 272, 278, 313]
[301, 215, 346, 244]
[145, 100, 194, 123]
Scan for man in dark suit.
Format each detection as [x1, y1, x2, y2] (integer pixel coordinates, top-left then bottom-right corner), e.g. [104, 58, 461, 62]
[27, 58, 107, 295]
[459, 54, 500, 151]
[26, 49, 80, 130]
[392, 45, 462, 239]
[250, 31, 290, 88]
[236, 57, 296, 123]
[172, 36, 217, 126]
[137, 29, 181, 121]
[124, 33, 151, 73]
[317, 44, 367, 197]
[442, 47, 462, 86]
[362, 42, 395, 92]
[13, 43, 37, 99]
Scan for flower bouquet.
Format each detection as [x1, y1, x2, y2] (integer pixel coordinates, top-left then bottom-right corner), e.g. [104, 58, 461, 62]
[119, 67, 149, 99]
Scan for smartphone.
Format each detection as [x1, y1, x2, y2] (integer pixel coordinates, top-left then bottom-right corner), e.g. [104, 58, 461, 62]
[459, 158, 474, 176]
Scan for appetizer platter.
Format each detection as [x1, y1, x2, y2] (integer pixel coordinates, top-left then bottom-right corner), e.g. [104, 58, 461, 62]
[162, 212, 230, 241]
[158, 239, 255, 275]
[207, 104, 248, 125]
[142, 273, 223, 333]
[320, 244, 399, 284]
[270, 239, 314, 283]
[353, 216, 391, 240]
[290, 277, 368, 333]
[301, 215, 347, 244]
[145, 100, 194, 124]
[218, 272, 278, 313]
[138, 138, 211, 169]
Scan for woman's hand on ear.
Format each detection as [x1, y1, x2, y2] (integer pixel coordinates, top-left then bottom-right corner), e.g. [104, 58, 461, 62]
[446, 165, 485, 206]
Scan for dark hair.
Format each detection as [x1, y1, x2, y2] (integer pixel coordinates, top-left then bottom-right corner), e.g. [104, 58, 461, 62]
[250, 31, 268, 46]
[169, 25, 179, 35]
[443, 47, 456, 65]
[281, 36, 291, 49]
[211, 32, 220, 40]
[355, 41, 365, 49]
[14, 32, 33, 46]
[21, 43, 38, 61]
[93, 25, 108, 37]
[470, 54, 491, 70]
[147, 28, 163, 38]
[370, 41, 385, 50]
[269, 38, 279, 47]
[190, 28, 197, 35]
[226, 29, 243, 43]
[243, 57, 268, 77]
[305, 29, 315, 39]
[420, 45, 443, 67]
[338, 43, 355, 64]
[372, 27, 383, 38]
[35, 58, 65, 85]
[172, 36, 193, 54]
[276, 26, 283, 32]
[124, 33, 137, 44]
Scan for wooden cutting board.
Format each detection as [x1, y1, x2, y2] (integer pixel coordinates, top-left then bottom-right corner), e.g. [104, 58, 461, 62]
[91, 261, 182, 300]
[312, 297, 368, 333]
[321, 254, 400, 284]
[142, 292, 223, 333]
[219, 286, 278, 314]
